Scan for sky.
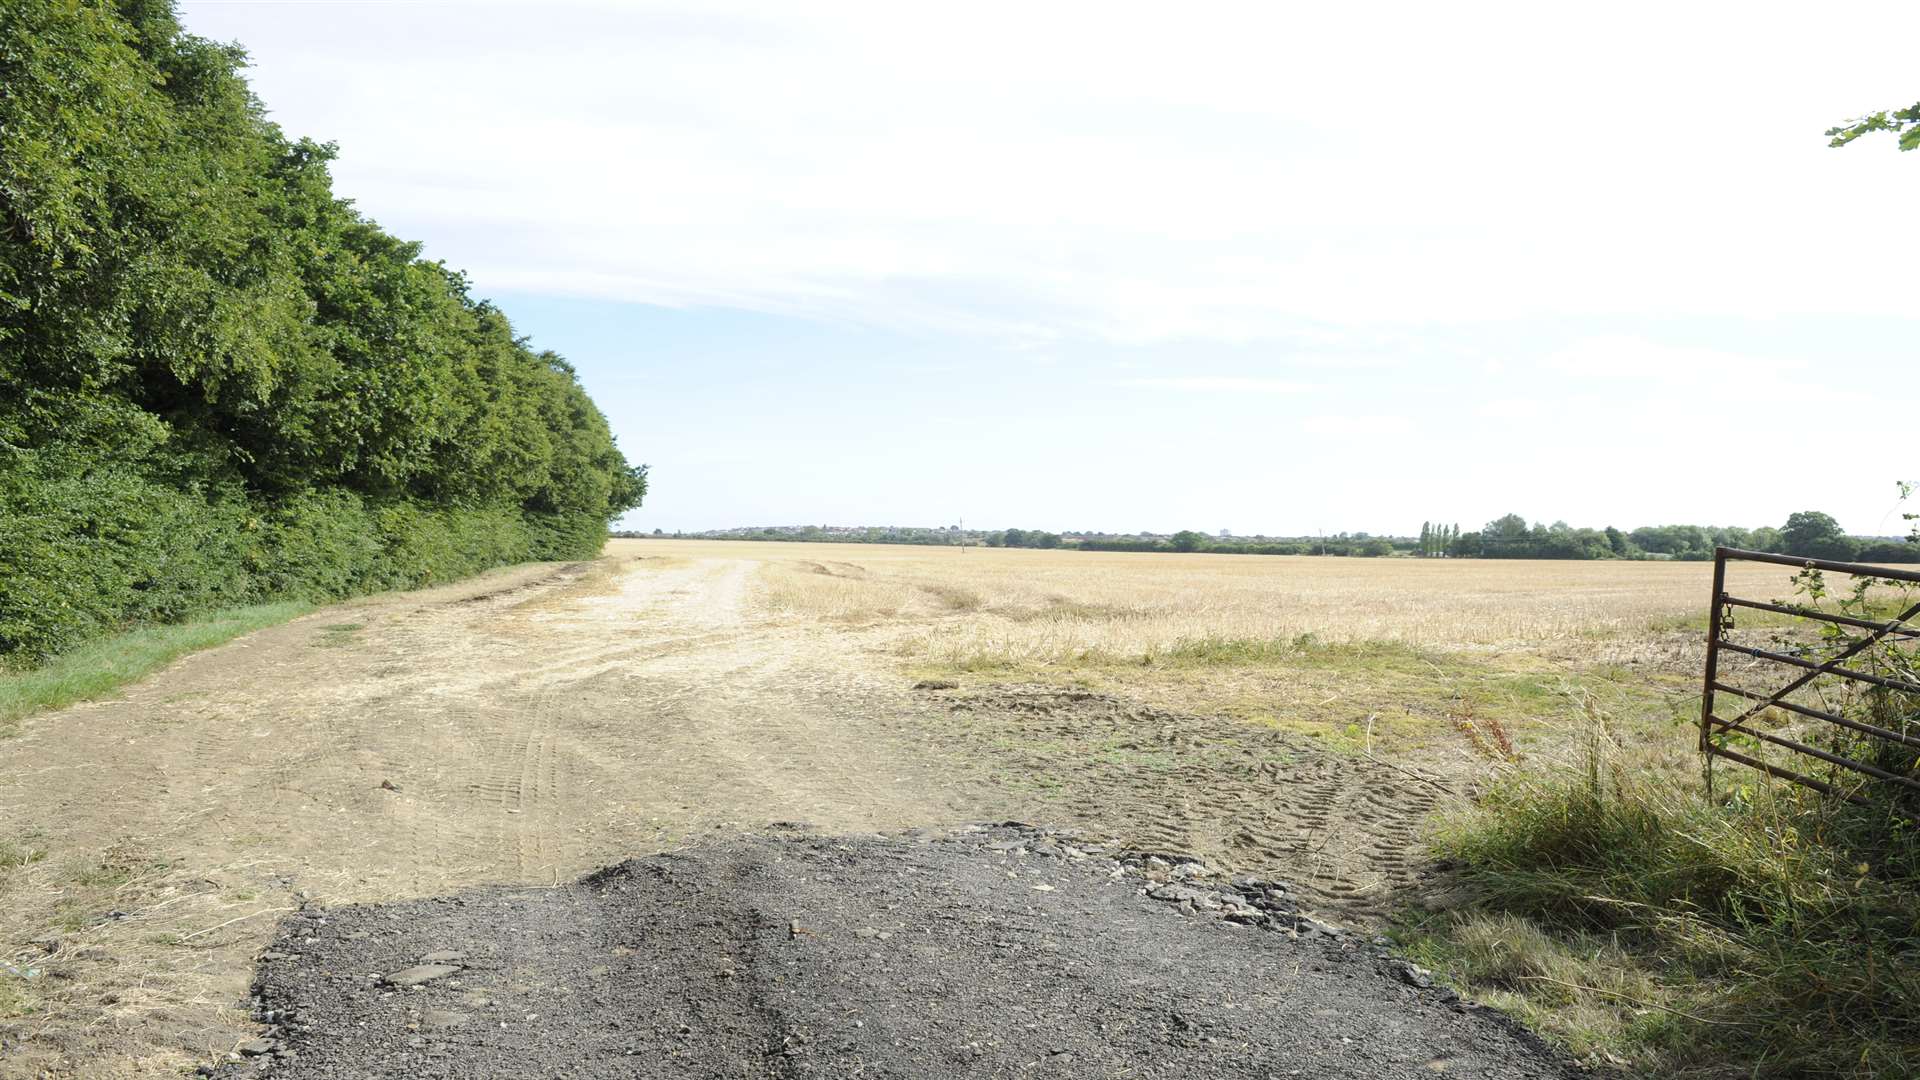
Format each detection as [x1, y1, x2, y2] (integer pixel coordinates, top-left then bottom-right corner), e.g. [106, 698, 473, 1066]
[177, 0, 1920, 537]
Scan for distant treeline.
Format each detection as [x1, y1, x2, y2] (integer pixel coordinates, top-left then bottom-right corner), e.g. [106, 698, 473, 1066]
[1, 5, 645, 661]
[1074, 531, 1398, 557]
[1440, 512, 1916, 563]
[669, 525, 973, 547]
[656, 509, 1916, 562]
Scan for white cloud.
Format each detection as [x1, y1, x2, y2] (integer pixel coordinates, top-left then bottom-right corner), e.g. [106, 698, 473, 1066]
[1544, 337, 1794, 382]
[1301, 414, 1414, 438]
[1118, 376, 1315, 394]
[182, 0, 1920, 345]
[1476, 398, 1542, 420]
[1538, 336, 1872, 419]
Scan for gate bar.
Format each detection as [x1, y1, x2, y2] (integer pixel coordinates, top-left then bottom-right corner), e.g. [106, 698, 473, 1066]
[1716, 547, 1920, 584]
[1710, 680, 1920, 747]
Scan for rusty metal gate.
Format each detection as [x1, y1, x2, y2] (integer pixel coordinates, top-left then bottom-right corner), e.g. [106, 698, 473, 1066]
[1700, 547, 1920, 806]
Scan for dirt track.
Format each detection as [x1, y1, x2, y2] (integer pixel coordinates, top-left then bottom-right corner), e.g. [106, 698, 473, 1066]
[0, 548, 1458, 1077]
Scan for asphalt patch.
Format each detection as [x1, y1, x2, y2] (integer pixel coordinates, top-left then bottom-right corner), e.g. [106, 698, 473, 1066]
[213, 826, 1568, 1079]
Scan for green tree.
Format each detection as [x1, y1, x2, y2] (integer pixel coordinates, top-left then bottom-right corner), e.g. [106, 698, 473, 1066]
[1480, 514, 1532, 557]
[1780, 511, 1851, 559]
[1170, 530, 1207, 553]
[0, 2, 645, 660]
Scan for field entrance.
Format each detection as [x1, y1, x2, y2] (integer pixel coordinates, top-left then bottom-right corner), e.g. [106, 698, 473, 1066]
[0, 540, 1794, 1076]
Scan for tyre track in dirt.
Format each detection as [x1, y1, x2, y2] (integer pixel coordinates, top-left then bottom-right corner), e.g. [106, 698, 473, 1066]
[917, 685, 1451, 918]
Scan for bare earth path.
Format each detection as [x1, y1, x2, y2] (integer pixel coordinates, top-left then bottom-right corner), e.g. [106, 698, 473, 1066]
[0, 553, 1014, 1076]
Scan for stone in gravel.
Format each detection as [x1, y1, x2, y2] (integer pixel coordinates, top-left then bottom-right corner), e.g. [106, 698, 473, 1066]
[239, 1039, 274, 1056]
[421, 1009, 471, 1029]
[1148, 884, 1225, 911]
[381, 964, 460, 988]
[418, 950, 465, 963]
[911, 679, 958, 690]
[853, 928, 880, 940]
[1394, 962, 1435, 989]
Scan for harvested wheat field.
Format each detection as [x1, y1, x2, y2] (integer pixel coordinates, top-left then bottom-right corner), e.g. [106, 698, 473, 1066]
[0, 539, 1796, 1076]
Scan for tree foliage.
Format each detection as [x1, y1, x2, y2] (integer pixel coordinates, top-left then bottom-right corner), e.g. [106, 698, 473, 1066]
[1436, 511, 1913, 564]
[1781, 511, 1847, 558]
[1827, 102, 1920, 152]
[1169, 530, 1208, 553]
[0, 2, 645, 661]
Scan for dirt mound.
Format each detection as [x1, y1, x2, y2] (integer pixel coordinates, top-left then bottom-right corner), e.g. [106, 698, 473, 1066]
[923, 686, 1451, 917]
[213, 826, 1563, 1079]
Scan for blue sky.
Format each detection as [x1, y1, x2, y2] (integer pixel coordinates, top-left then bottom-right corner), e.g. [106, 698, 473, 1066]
[179, 1, 1920, 536]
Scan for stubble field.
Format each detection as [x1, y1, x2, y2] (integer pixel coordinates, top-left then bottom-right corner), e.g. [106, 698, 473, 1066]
[750, 538, 1795, 763]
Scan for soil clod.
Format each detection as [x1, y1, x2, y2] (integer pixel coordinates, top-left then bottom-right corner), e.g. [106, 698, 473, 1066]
[379, 963, 460, 988]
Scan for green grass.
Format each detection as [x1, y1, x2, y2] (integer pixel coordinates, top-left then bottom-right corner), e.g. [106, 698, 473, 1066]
[0, 600, 314, 733]
[0, 976, 37, 1019]
[315, 621, 366, 647]
[919, 632, 1689, 759]
[0, 836, 48, 869]
[1402, 706, 1920, 1078]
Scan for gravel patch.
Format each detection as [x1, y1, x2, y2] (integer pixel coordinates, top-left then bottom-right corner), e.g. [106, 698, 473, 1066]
[210, 825, 1568, 1079]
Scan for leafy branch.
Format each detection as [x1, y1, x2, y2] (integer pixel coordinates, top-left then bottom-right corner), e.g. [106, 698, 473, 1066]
[1827, 102, 1920, 151]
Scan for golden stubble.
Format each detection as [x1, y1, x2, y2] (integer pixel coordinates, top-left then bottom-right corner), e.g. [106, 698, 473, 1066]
[667, 538, 1799, 666]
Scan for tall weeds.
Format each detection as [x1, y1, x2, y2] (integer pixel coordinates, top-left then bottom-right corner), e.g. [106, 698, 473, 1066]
[1420, 706, 1920, 1077]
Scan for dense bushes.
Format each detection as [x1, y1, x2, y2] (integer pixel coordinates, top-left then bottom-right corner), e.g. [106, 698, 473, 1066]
[0, 2, 644, 662]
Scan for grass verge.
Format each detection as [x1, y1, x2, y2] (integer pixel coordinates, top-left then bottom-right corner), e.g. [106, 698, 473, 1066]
[0, 601, 314, 733]
[1400, 705, 1920, 1078]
